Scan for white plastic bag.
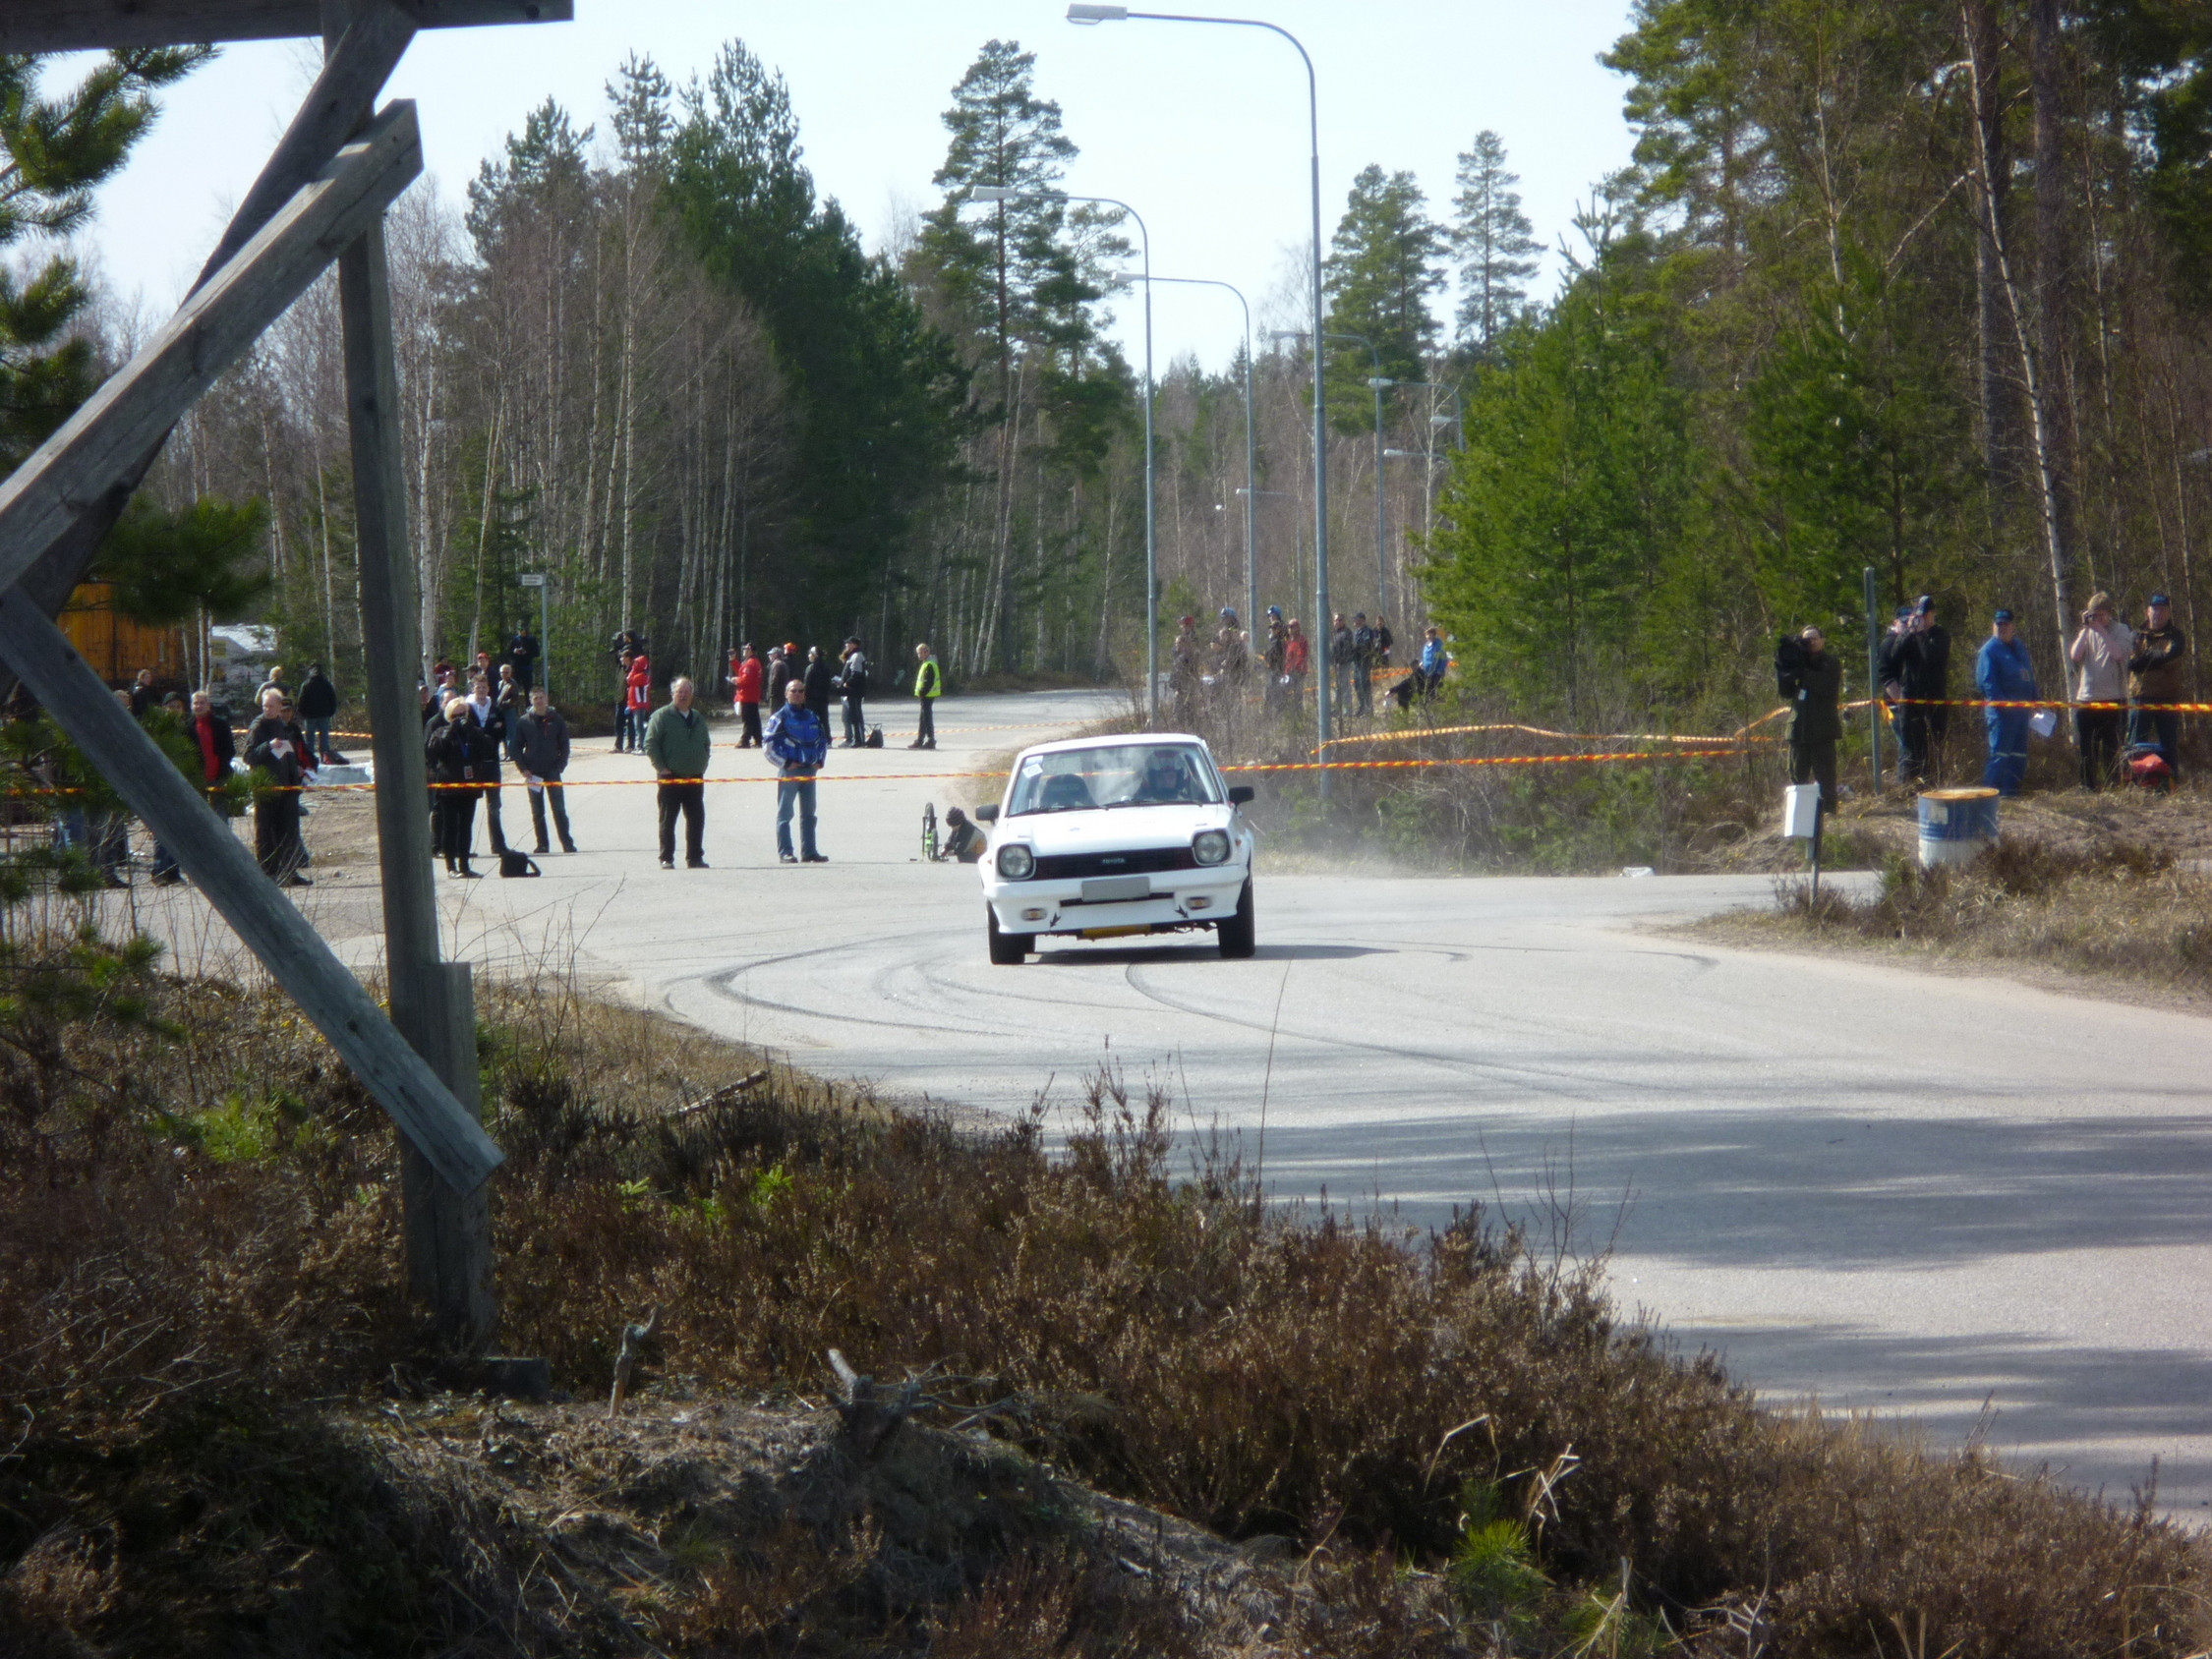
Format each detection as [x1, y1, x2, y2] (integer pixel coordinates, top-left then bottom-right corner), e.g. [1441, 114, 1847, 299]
[2028, 708, 2057, 739]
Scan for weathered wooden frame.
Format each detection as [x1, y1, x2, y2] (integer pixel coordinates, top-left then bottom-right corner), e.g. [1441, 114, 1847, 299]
[0, 0, 571, 1348]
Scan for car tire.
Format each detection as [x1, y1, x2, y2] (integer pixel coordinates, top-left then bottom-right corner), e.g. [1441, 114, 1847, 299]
[1217, 878, 1256, 958]
[987, 906, 1031, 965]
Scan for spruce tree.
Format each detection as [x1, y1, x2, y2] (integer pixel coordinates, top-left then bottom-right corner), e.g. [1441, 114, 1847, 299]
[1449, 131, 1541, 357]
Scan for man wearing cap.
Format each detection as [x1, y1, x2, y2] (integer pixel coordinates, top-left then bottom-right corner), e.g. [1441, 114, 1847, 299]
[2127, 593, 2188, 778]
[1976, 608, 2038, 795]
[1896, 597, 1951, 782]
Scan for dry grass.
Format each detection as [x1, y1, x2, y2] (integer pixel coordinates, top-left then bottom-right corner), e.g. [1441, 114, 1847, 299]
[0, 934, 2206, 1655]
[1709, 838, 2212, 1001]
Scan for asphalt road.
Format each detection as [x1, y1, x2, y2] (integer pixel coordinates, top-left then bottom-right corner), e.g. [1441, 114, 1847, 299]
[178, 688, 2212, 1515]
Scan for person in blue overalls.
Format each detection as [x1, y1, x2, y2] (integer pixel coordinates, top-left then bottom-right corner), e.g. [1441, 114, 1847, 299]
[1976, 607, 2038, 796]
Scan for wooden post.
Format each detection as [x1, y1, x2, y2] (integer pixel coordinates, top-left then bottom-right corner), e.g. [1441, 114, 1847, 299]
[0, 593, 501, 1193]
[328, 0, 494, 1352]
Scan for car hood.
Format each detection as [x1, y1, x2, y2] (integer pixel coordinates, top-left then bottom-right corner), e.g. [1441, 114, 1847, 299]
[999, 803, 1235, 854]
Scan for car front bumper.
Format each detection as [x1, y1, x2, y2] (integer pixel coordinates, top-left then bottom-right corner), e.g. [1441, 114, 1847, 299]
[986, 867, 1248, 938]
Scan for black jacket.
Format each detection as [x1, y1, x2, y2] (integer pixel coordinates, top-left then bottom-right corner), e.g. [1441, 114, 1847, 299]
[244, 714, 310, 790]
[1788, 651, 1845, 745]
[461, 700, 505, 772]
[803, 658, 836, 710]
[189, 711, 236, 784]
[427, 714, 500, 784]
[512, 708, 571, 777]
[295, 671, 338, 721]
[1898, 625, 1950, 700]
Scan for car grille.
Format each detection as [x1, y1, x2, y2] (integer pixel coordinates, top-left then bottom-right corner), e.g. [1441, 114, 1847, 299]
[1032, 847, 1196, 881]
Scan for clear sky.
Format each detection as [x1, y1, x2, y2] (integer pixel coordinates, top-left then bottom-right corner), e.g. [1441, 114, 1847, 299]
[66, 1, 1642, 373]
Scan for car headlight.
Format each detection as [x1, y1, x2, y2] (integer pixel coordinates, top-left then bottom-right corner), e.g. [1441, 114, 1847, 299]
[996, 843, 1035, 880]
[1192, 829, 1231, 866]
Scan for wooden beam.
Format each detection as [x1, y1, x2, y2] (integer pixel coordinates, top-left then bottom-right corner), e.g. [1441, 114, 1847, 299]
[0, 101, 421, 602]
[0, 594, 503, 1194]
[0, 3, 422, 668]
[0, 1, 567, 53]
[338, 192, 495, 1346]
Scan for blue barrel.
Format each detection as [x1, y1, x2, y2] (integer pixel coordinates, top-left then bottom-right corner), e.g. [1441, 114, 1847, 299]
[1917, 787, 1999, 867]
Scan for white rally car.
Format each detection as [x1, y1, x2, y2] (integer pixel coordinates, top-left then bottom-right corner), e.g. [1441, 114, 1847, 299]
[975, 734, 1256, 963]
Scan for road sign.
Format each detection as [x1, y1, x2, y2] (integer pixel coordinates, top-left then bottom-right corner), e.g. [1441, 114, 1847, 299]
[519, 573, 546, 587]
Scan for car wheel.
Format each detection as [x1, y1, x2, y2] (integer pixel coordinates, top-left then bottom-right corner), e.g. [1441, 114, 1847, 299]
[987, 905, 1030, 965]
[1216, 879, 1256, 958]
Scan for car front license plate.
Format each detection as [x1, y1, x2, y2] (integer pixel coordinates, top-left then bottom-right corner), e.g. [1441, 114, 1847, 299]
[1079, 875, 1151, 903]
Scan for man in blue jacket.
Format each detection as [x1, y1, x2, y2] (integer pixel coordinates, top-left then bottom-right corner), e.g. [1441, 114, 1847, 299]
[763, 676, 830, 864]
[1976, 607, 2038, 795]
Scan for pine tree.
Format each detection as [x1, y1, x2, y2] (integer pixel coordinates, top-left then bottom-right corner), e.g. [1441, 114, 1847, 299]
[1449, 131, 1541, 356]
[0, 47, 208, 470]
[1322, 165, 1444, 425]
[913, 39, 1122, 669]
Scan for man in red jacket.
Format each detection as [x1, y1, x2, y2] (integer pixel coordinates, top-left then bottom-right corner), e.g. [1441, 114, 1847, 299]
[728, 643, 764, 747]
[617, 652, 652, 753]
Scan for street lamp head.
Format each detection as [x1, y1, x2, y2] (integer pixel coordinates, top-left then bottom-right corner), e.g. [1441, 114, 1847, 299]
[1382, 448, 1417, 458]
[1067, 2, 1129, 20]
[1429, 414, 1454, 427]
[1366, 376, 1395, 389]
[969, 185, 1019, 203]
[1266, 328, 1309, 344]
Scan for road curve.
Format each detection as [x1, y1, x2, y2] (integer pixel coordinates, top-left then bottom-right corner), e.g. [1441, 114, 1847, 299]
[288, 689, 2212, 1515]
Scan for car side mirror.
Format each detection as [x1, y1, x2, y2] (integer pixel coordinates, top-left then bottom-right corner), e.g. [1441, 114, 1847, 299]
[1228, 785, 1255, 805]
[974, 803, 999, 823]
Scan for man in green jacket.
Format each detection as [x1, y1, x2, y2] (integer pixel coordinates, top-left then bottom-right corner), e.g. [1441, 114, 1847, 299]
[909, 643, 942, 750]
[644, 674, 712, 870]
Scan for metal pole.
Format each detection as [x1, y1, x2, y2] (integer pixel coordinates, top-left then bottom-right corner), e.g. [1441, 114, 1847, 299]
[1374, 379, 1386, 621]
[1243, 324, 1256, 631]
[541, 576, 551, 705]
[1141, 223, 1157, 727]
[1864, 564, 1882, 787]
[1072, 11, 1325, 775]
[1303, 73, 1329, 780]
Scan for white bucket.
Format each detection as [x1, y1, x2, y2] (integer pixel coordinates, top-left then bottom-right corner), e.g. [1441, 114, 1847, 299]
[1917, 787, 1998, 868]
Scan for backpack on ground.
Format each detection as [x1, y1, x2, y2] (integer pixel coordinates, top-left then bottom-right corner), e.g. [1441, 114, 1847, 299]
[499, 849, 542, 878]
[864, 725, 884, 748]
[2125, 743, 2173, 792]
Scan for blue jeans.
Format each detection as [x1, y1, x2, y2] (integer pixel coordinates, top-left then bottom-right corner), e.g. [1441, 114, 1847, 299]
[776, 776, 819, 859]
[2130, 706, 2181, 778]
[301, 717, 333, 760]
[1983, 708, 2030, 795]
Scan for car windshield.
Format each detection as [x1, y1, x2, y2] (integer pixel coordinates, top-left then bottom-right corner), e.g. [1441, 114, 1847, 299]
[1006, 743, 1222, 816]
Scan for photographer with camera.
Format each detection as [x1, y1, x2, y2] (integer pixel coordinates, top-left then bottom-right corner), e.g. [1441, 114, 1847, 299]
[2067, 592, 2131, 789]
[1778, 626, 1844, 810]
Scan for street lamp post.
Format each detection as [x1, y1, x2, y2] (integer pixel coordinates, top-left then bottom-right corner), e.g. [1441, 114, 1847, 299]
[1068, 1, 1330, 779]
[971, 183, 1157, 725]
[1327, 333, 1390, 627]
[1150, 275, 1255, 633]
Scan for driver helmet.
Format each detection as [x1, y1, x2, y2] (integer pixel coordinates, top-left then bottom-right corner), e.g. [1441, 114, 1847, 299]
[1219, 607, 1238, 624]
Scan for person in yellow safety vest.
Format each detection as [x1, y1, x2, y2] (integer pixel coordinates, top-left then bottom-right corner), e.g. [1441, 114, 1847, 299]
[910, 643, 942, 750]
